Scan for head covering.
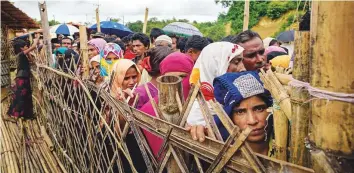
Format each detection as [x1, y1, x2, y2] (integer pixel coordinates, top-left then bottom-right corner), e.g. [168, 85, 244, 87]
[155, 35, 172, 45]
[213, 71, 273, 140]
[263, 37, 274, 49]
[110, 59, 141, 97]
[266, 51, 287, 62]
[89, 55, 101, 68]
[213, 71, 273, 116]
[55, 47, 68, 55]
[270, 55, 291, 68]
[265, 46, 287, 56]
[88, 38, 107, 53]
[92, 32, 105, 38]
[160, 52, 194, 99]
[189, 42, 244, 101]
[100, 43, 124, 77]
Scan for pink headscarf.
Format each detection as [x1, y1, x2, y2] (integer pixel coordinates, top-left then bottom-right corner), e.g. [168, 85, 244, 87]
[88, 38, 107, 53]
[265, 46, 287, 56]
[140, 52, 194, 159]
[160, 52, 194, 99]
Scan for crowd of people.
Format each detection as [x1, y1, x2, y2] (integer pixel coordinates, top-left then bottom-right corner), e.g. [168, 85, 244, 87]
[9, 26, 293, 171]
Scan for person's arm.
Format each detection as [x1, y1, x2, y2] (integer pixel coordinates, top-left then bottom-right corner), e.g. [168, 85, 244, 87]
[186, 100, 208, 142]
[23, 38, 40, 55]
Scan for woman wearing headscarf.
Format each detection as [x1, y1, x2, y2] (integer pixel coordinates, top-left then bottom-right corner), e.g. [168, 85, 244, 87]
[89, 55, 104, 86]
[187, 42, 246, 129]
[103, 59, 146, 173]
[213, 71, 274, 156]
[100, 43, 124, 80]
[139, 52, 194, 158]
[133, 46, 173, 109]
[88, 38, 107, 59]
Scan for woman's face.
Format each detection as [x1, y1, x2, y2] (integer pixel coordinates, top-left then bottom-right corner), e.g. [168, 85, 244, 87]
[90, 61, 103, 84]
[227, 54, 246, 73]
[122, 67, 139, 90]
[88, 45, 99, 59]
[231, 96, 269, 143]
[105, 52, 119, 61]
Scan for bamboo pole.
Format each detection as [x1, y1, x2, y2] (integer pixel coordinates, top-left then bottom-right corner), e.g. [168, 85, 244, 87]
[79, 26, 89, 79]
[243, 0, 250, 31]
[143, 8, 149, 34]
[38, 2, 53, 65]
[310, 1, 354, 172]
[272, 109, 288, 161]
[157, 75, 183, 173]
[290, 31, 310, 167]
[95, 7, 101, 33]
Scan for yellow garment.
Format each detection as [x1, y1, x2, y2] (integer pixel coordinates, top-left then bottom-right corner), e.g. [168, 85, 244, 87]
[270, 55, 291, 68]
[189, 68, 200, 85]
[139, 69, 152, 85]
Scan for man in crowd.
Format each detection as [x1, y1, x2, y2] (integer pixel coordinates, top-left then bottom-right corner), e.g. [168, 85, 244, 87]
[184, 35, 209, 62]
[232, 30, 267, 71]
[122, 34, 135, 60]
[154, 35, 172, 48]
[149, 28, 165, 45]
[61, 37, 73, 49]
[168, 33, 179, 51]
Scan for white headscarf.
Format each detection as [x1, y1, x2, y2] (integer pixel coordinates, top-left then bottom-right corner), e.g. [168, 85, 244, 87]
[89, 55, 100, 68]
[190, 42, 244, 86]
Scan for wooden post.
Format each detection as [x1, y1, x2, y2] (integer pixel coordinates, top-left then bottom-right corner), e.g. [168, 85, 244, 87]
[143, 8, 149, 34]
[273, 109, 288, 161]
[310, 1, 354, 172]
[79, 26, 89, 79]
[290, 31, 311, 167]
[38, 2, 52, 65]
[95, 7, 101, 32]
[243, 0, 250, 31]
[157, 75, 183, 172]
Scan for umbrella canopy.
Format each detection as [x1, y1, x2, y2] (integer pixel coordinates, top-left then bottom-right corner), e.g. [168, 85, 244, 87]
[90, 21, 132, 38]
[50, 24, 79, 36]
[276, 30, 295, 42]
[163, 22, 203, 37]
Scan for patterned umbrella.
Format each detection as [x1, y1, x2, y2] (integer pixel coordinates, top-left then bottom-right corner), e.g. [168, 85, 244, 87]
[163, 22, 203, 37]
[90, 21, 133, 38]
[49, 24, 79, 36]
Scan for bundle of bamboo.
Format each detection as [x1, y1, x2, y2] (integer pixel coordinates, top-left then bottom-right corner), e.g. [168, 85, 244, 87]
[0, 101, 66, 173]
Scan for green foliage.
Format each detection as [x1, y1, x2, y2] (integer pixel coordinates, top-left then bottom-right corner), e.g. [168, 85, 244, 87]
[109, 18, 121, 22]
[49, 19, 60, 26]
[272, 11, 305, 37]
[266, 1, 308, 19]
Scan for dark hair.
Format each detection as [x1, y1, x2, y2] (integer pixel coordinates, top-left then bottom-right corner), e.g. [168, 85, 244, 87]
[269, 39, 279, 46]
[146, 46, 173, 76]
[221, 35, 235, 42]
[90, 30, 97, 34]
[132, 33, 150, 48]
[122, 36, 131, 44]
[205, 37, 214, 44]
[184, 35, 209, 52]
[104, 36, 116, 43]
[13, 39, 30, 54]
[168, 33, 179, 40]
[233, 30, 262, 44]
[112, 40, 126, 52]
[150, 28, 165, 43]
[177, 37, 188, 53]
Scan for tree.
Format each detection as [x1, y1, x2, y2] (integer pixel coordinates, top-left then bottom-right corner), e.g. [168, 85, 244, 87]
[49, 19, 60, 26]
[109, 18, 121, 23]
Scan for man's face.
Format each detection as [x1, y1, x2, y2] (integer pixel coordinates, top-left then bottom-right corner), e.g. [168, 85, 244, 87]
[171, 38, 177, 51]
[239, 37, 266, 71]
[231, 96, 269, 143]
[61, 39, 72, 48]
[132, 40, 146, 56]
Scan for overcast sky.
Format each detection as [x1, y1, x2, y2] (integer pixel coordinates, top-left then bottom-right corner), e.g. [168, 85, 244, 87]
[12, 0, 229, 26]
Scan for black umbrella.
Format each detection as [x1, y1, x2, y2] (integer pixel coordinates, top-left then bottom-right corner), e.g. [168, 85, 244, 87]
[276, 30, 295, 42]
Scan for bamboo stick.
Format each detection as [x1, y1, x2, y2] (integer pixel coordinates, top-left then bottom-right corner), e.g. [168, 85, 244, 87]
[143, 8, 149, 34]
[272, 108, 288, 161]
[290, 31, 310, 166]
[243, 0, 250, 31]
[310, 1, 354, 172]
[79, 25, 89, 79]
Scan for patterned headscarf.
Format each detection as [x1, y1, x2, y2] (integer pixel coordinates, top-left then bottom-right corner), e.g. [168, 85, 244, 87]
[100, 43, 124, 77]
[88, 38, 107, 53]
[213, 71, 273, 116]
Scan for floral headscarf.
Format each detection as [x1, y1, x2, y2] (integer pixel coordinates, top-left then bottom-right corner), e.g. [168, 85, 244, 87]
[100, 43, 124, 77]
